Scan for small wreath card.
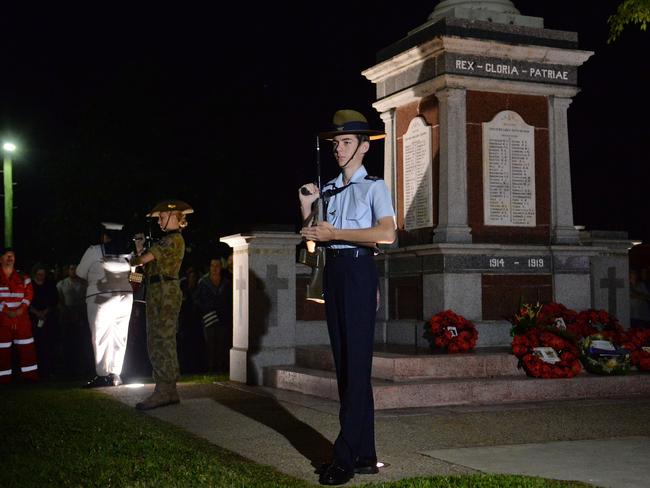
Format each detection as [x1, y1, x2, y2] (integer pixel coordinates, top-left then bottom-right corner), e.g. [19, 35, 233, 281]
[533, 347, 561, 364]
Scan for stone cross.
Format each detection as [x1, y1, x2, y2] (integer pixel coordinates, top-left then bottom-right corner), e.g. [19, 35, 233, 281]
[600, 266, 624, 316]
[265, 264, 288, 328]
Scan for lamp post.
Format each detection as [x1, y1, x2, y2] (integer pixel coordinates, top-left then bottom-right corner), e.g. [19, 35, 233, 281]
[2, 142, 16, 248]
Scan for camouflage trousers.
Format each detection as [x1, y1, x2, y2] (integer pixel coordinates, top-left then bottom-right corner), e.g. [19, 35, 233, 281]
[146, 281, 182, 384]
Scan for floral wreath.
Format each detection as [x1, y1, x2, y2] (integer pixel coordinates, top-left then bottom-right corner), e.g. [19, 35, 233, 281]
[567, 309, 625, 343]
[511, 326, 582, 378]
[425, 310, 478, 353]
[538, 302, 577, 329]
[509, 302, 577, 337]
[621, 328, 650, 372]
[566, 309, 630, 375]
[579, 334, 631, 375]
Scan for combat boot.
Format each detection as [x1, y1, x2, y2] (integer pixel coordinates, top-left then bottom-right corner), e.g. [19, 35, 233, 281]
[135, 383, 180, 410]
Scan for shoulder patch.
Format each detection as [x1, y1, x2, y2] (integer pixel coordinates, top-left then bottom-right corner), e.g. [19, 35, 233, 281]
[364, 175, 382, 181]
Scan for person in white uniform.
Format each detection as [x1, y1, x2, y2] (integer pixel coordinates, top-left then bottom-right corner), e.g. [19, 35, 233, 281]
[76, 222, 134, 388]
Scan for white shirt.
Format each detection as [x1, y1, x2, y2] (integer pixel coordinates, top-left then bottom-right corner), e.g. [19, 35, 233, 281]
[76, 244, 133, 298]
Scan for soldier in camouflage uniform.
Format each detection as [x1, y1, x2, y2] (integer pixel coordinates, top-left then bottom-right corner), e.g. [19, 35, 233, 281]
[131, 199, 193, 410]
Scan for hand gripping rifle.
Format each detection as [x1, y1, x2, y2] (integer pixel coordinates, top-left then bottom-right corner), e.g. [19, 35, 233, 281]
[129, 219, 156, 302]
[298, 136, 326, 303]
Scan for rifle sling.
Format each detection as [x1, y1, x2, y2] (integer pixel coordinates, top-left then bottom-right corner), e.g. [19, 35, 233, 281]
[302, 183, 356, 227]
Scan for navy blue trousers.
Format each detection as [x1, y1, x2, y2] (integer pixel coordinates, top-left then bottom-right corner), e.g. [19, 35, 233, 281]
[324, 254, 377, 470]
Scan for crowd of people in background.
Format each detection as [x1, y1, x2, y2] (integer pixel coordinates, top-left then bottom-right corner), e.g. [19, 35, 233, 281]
[178, 255, 233, 375]
[0, 246, 233, 384]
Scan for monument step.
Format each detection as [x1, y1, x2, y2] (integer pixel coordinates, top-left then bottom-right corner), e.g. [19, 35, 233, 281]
[264, 365, 650, 410]
[296, 345, 524, 381]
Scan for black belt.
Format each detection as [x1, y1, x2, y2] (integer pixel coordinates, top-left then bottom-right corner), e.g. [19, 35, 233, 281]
[326, 247, 375, 258]
[148, 275, 179, 284]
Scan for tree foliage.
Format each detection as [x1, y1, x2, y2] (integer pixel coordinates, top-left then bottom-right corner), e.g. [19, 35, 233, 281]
[608, 0, 650, 42]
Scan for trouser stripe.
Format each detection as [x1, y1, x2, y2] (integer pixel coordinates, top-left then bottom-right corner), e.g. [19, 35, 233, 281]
[0, 341, 11, 348]
[21, 364, 38, 373]
[14, 337, 35, 345]
[0, 369, 11, 376]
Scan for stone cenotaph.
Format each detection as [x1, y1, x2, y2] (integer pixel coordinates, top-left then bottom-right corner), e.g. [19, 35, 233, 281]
[362, 0, 632, 346]
[222, 1, 635, 386]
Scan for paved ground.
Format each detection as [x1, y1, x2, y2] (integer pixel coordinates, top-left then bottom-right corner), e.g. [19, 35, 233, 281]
[104, 381, 650, 487]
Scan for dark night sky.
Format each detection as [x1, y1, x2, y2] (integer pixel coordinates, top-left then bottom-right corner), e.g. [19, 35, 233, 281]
[2, 1, 649, 270]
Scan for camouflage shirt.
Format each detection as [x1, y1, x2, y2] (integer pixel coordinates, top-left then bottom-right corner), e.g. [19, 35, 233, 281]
[145, 231, 185, 278]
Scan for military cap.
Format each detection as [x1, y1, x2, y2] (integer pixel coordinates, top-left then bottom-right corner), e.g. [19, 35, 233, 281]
[101, 222, 124, 231]
[319, 109, 385, 141]
[147, 199, 194, 217]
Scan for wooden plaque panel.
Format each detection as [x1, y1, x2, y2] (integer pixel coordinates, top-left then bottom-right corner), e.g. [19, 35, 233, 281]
[482, 274, 552, 320]
[389, 275, 423, 320]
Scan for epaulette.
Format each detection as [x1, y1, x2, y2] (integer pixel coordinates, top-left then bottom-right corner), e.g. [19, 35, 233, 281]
[364, 175, 382, 181]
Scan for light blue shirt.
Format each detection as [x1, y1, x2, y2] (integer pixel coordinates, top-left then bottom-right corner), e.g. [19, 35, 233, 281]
[323, 165, 395, 249]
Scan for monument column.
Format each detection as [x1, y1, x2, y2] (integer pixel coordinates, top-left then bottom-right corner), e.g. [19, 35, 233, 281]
[433, 87, 472, 243]
[380, 109, 397, 212]
[549, 96, 580, 244]
[220, 231, 302, 384]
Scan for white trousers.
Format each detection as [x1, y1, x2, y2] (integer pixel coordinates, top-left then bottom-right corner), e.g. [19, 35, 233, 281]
[86, 293, 133, 376]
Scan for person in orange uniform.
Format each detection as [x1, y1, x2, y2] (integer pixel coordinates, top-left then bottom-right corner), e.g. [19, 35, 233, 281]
[0, 247, 38, 383]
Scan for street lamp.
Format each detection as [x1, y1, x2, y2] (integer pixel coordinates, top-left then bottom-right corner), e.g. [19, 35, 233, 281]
[2, 142, 16, 247]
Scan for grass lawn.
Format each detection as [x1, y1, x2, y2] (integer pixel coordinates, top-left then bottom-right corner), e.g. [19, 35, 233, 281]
[0, 379, 595, 487]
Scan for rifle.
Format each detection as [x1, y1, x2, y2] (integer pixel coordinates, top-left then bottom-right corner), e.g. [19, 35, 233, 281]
[298, 136, 326, 303]
[128, 219, 156, 302]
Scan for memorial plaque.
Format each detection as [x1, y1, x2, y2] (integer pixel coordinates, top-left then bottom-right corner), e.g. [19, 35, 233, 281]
[402, 116, 433, 231]
[482, 110, 536, 227]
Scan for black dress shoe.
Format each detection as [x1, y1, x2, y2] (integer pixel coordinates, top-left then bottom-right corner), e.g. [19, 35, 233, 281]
[319, 463, 353, 485]
[108, 374, 122, 386]
[354, 460, 379, 475]
[314, 463, 329, 475]
[83, 376, 110, 388]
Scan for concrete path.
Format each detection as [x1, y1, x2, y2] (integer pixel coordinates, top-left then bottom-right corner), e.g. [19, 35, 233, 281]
[423, 437, 650, 488]
[104, 381, 650, 487]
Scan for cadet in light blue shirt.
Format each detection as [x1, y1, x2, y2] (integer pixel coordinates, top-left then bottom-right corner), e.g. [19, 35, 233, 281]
[321, 165, 394, 249]
[299, 109, 396, 486]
